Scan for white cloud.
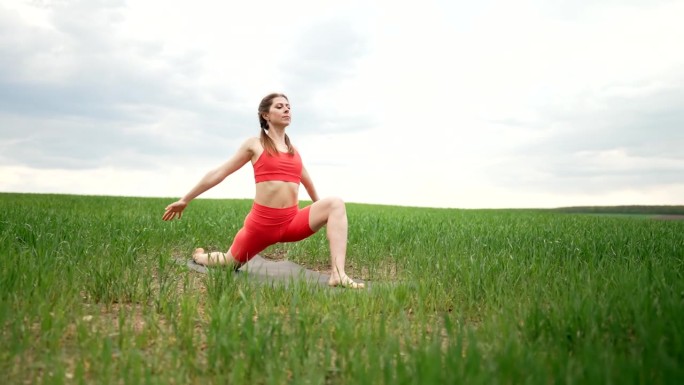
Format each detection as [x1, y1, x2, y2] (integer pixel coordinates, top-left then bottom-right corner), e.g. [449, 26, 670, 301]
[1, 0, 683, 208]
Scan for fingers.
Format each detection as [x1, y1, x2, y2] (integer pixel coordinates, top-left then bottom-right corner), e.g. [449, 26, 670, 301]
[162, 208, 180, 221]
[162, 201, 186, 221]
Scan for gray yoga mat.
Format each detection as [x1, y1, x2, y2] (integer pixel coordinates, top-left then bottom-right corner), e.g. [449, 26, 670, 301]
[177, 254, 368, 288]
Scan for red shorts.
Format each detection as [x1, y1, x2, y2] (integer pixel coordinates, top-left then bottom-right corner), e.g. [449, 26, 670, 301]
[229, 203, 316, 263]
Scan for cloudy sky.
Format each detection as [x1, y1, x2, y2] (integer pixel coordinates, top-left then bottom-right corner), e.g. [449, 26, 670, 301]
[1, 0, 683, 208]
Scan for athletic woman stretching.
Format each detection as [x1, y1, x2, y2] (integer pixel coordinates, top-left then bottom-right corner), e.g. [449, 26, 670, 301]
[162, 93, 364, 288]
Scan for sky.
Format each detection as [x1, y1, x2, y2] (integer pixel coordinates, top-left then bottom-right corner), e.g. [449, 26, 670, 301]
[1, 0, 683, 209]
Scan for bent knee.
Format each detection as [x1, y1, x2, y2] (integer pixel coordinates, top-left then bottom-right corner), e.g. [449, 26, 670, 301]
[326, 196, 346, 211]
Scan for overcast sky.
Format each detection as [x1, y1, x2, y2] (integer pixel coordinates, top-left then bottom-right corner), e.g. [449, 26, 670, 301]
[1, 0, 683, 208]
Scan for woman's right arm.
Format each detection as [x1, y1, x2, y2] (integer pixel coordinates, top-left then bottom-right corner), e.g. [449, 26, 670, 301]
[163, 138, 255, 220]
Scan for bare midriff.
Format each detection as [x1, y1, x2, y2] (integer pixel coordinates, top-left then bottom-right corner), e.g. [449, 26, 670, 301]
[254, 181, 300, 208]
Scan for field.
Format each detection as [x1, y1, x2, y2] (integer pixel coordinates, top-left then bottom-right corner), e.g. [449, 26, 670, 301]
[1, 193, 683, 384]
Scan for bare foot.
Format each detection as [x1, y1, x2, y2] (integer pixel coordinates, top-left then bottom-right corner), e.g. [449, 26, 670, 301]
[328, 275, 365, 289]
[192, 248, 209, 265]
[192, 248, 241, 270]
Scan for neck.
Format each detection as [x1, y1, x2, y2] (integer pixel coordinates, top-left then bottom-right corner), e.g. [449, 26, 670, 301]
[267, 126, 287, 142]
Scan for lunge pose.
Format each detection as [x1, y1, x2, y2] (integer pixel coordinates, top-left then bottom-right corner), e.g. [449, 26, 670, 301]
[162, 93, 364, 288]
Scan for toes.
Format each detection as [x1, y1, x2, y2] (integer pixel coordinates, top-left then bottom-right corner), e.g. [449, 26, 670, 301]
[192, 248, 205, 264]
[328, 278, 365, 289]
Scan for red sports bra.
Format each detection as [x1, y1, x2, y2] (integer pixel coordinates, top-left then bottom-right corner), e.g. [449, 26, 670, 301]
[253, 149, 302, 183]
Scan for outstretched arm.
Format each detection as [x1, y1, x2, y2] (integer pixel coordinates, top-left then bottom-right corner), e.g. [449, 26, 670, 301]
[163, 138, 255, 221]
[301, 166, 320, 203]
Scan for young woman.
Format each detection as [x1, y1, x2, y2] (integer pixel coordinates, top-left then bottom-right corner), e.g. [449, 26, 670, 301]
[162, 93, 364, 288]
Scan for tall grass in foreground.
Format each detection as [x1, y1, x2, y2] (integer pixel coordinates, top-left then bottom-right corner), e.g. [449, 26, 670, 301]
[1, 193, 682, 384]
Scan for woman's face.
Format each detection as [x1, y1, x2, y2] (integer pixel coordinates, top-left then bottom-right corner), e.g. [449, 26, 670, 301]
[266, 96, 291, 127]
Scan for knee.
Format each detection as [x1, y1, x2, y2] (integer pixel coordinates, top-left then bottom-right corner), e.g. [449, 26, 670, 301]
[327, 196, 346, 212]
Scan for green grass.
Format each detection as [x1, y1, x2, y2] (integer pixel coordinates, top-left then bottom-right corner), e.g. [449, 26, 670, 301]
[1, 193, 683, 384]
[554, 205, 684, 215]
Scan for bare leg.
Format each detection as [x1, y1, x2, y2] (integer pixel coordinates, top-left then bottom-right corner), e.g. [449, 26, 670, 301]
[308, 197, 365, 289]
[192, 248, 242, 270]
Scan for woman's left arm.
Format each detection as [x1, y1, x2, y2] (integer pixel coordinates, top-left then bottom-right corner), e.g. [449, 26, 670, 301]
[301, 166, 320, 202]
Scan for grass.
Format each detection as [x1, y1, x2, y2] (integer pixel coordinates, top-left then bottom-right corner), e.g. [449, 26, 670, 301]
[1, 192, 683, 384]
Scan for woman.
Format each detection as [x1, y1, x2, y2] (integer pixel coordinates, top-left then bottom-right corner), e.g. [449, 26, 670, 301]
[162, 93, 364, 288]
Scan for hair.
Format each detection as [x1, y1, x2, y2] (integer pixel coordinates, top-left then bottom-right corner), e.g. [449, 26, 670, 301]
[258, 93, 294, 155]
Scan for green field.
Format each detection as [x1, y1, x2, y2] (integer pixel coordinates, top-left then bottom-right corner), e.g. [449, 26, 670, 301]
[1, 193, 683, 384]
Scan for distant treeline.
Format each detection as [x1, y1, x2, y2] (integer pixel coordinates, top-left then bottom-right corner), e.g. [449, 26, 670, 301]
[554, 205, 684, 215]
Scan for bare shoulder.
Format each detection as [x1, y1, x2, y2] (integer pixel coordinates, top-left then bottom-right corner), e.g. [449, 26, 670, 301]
[239, 136, 265, 163]
[246, 136, 261, 145]
[239, 136, 262, 152]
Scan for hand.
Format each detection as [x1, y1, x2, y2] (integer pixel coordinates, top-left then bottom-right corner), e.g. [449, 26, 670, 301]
[163, 200, 187, 221]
